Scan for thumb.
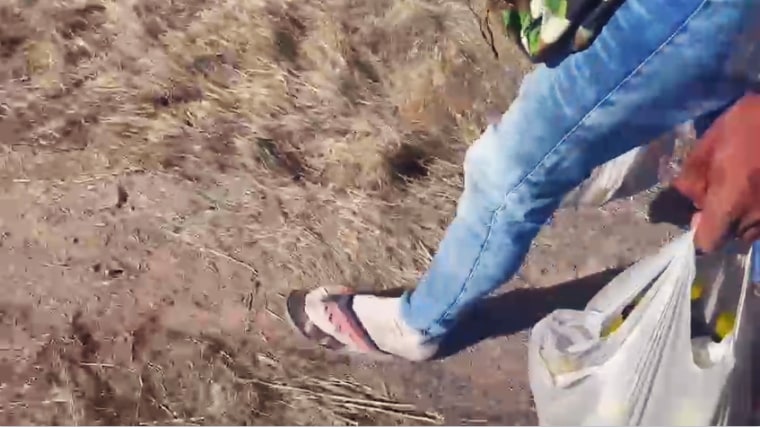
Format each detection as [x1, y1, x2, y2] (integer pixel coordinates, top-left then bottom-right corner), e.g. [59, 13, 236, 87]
[693, 190, 734, 252]
[740, 224, 760, 245]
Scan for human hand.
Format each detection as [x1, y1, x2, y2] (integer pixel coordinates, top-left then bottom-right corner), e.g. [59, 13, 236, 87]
[658, 94, 760, 252]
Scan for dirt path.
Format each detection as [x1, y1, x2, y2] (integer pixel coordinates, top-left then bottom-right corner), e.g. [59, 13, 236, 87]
[0, 0, 687, 424]
[326, 197, 679, 425]
[0, 164, 677, 424]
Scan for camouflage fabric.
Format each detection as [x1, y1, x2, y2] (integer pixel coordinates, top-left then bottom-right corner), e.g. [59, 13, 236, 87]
[495, 0, 624, 62]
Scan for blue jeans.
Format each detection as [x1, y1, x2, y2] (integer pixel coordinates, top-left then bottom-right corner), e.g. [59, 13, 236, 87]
[401, 0, 754, 337]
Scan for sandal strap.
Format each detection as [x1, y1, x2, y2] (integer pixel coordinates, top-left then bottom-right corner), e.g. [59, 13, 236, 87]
[323, 294, 382, 353]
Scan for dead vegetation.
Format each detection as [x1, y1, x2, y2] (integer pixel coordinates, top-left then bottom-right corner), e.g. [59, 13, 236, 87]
[0, 0, 524, 185]
[9, 320, 442, 425]
[0, 0, 530, 424]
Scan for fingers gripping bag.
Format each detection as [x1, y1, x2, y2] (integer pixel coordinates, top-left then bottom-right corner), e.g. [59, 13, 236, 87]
[528, 232, 754, 425]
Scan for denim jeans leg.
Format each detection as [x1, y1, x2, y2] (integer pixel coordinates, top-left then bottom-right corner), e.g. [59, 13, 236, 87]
[400, 0, 751, 337]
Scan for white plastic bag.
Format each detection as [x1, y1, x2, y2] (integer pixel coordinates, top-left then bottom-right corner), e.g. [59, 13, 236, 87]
[528, 232, 754, 426]
[561, 129, 682, 208]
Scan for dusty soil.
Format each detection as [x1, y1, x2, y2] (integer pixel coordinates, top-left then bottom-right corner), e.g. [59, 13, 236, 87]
[0, 0, 698, 425]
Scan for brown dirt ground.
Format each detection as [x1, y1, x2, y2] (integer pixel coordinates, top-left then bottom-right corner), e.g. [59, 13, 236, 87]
[0, 0, 712, 425]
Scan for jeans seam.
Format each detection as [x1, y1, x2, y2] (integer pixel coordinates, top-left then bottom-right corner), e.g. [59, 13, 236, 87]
[429, 0, 711, 332]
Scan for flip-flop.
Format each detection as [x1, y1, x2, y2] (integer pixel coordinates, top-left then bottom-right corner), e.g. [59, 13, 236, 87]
[285, 286, 388, 358]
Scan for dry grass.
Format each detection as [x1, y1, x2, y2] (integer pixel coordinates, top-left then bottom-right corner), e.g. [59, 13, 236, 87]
[0, 306, 444, 425]
[0, 0, 529, 294]
[1, 0, 522, 184]
[0, 0, 529, 424]
[24, 327, 444, 425]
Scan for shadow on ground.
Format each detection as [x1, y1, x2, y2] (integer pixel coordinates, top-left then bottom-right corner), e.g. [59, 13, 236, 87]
[437, 267, 624, 358]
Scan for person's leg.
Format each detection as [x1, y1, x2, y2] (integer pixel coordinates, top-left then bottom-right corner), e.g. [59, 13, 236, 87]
[293, 0, 751, 360]
[400, 0, 749, 339]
